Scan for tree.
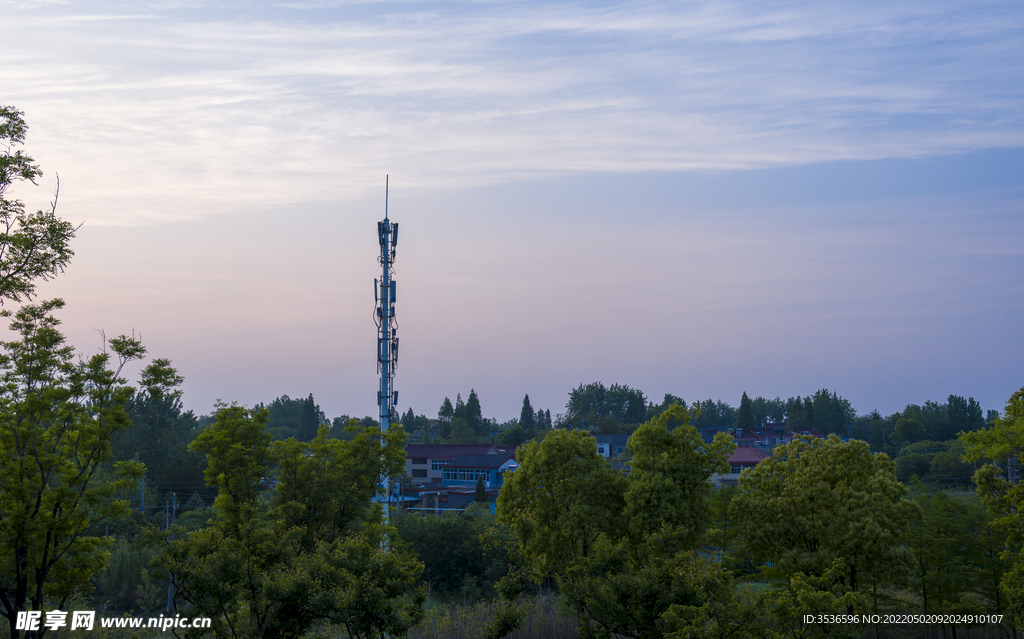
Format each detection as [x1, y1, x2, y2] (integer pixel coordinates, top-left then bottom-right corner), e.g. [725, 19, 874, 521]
[731, 435, 916, 603]
[394, 511, 513, 603]
[809, 389, 855, 436]
[786, 396, 807, 431]
[447, 417, 478, 443]
[437, 397, 454, 439]
[692, 398, 737, 429]
[259, 393, 326, 441]
[946, 394, 985, 440]
[111, 358, 205, 498]
[158, 407, 424, 639]
[474, 476, 487, 503]
[519, 394, 536, 434]
[0, 106, 76, 303]
[908, 488, 993, 618]
[565, 381, 647, 426]
[893, 417, 926, 446]
[960, 384, 1024, 619]
[0, 302, 148, 638]
[538, 408, 552, 431]
[0, 107, 156, 638]
[750, 396, 786, 427]
[736, 392, 755, 430]
[464, 389, 484, 436]
[498, 405, 737, 638]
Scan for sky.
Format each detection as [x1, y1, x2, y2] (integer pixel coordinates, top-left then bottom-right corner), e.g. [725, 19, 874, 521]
[2, 0, 1023, 423]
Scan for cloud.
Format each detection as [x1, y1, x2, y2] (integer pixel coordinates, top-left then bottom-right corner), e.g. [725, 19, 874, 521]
[3, 0, 1022, 225]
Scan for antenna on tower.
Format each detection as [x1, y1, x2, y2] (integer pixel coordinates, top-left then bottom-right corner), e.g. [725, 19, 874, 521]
[375, 176, 399, 538]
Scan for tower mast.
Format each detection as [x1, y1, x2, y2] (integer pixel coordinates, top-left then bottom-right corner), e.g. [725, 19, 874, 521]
[376, 176, 399, 528]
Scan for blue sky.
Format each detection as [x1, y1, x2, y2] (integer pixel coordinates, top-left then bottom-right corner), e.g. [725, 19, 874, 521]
[3, 0, 1023, 422]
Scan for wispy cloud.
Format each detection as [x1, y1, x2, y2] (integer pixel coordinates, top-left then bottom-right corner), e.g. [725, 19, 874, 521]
[3, 0, 1022, 224]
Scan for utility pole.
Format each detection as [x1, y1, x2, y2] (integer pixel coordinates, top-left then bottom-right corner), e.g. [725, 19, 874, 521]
[375, 176, 399, 532]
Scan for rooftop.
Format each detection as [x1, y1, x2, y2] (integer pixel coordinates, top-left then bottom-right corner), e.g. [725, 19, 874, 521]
[405, 443, 497, 458]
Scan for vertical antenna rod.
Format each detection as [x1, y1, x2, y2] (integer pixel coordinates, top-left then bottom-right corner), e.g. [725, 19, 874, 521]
[376, 176, 399, 533]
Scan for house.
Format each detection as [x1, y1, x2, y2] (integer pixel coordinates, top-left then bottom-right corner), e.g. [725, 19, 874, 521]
[441, 454, 518, 488]
[595, 434, 630, 459]
[732, 423, 787, 447]
[404, 443, 497, 484]
[493, 444, 520, 457]
[711, 447, 772, 488]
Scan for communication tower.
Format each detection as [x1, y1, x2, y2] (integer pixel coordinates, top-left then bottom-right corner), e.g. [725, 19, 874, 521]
[375, 177, 399, 527]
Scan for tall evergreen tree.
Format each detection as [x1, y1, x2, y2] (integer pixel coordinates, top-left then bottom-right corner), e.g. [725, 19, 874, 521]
[438, 397, 454, 439]
[297, 393, 322, 441]
[465, 389, 484, 436]
[474, 477, 487, 503]
[520, 394, 536, 434]
[736, 392, 755, 431]
[786, 397, 806, 431]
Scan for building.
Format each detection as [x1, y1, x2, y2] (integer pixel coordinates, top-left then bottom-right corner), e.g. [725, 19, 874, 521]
[711, 447, 772, 488]
[595, 434, 630, 459]
[441, 454, 518, 488]
[404, 443, 497, 484]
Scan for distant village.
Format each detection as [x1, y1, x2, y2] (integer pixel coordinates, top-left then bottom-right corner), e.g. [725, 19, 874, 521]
[400, 422, 827, 512]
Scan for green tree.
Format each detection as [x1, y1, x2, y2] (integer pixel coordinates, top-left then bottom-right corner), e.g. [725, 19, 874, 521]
[946, 394, 985, 440]
[463, 389, 484, 436]
[498, 405, 737, 638]
[0, 108, 160, 638]
[0, 106, 76, 303]
[111, 358, 205, 498]
[260, 393, 326, 441]
[736, 392, 755, 430]
[893, 417, 926, 446]
[908, 488, 991, 617]
[786, 396, 808, 431]
[961, 385, 1024, 619]
[693, 398, 737, 429]
[448, 417, 479, 443]
[158, 407, 424, 639]
[565, 381, 647, 427]
[731, 435, 916, 602]
[809, 389, 855, 436]
[537, 408, 552, 431]
[437, 397, 454, 439]
[394, 510, 513, 603]
[0, 302, 148, 638]
[519, 394, 536, 435]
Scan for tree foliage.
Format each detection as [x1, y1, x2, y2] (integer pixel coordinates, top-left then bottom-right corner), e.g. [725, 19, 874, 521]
[565, 381, 647, 428]
[111, 358, 205, 499]
[0, 301, 147, 637]
[961, 384, 1024, 619]
[736, 392, 755, 431]
[498, 404, 737, 638]
[0, 106, 76, 304]
[0, 107, 157, 639]
[731, 435, 916, 598]
[157, 408, 424, 639]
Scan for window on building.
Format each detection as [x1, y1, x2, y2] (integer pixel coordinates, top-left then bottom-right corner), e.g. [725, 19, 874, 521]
[731, 465, 743, 474]
[431, 459, 453, 471]
[412, 458, 427, 465]
[412, 469, 428, 477]
[598, 446, 606, 455]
